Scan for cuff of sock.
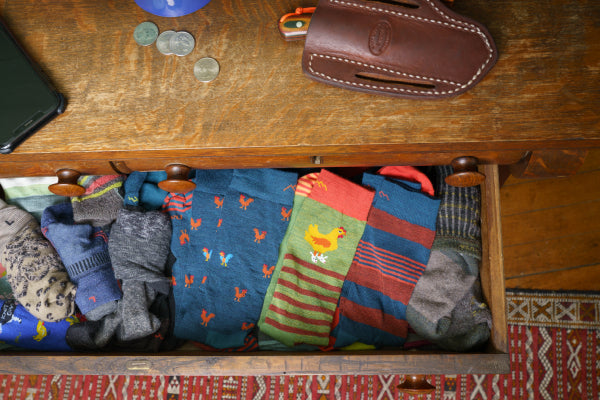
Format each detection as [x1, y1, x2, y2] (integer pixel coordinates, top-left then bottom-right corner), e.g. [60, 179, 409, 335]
[229, 169, 297, 205]
[74, 267, 122, 315]
[193, 169, 234, 193]
[362, 173, 440, 231]
[308, 170, 374, 221]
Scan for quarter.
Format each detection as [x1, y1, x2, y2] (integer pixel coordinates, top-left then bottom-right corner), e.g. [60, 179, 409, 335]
[156, 30, 176, 55]
[194, 57, 220, 82]
[170, 31, 195, 57]
[133, 21, 159, 46]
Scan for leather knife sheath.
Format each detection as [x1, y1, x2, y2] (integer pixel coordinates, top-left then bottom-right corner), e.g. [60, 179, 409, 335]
[301, 0, 498, 98]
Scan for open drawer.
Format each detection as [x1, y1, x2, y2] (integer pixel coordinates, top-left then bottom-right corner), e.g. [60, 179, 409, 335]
[0, 164, 509, 376]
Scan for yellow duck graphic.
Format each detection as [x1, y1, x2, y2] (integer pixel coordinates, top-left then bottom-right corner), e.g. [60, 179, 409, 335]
[33, 320, 47, 342]
[304, 224, 347, 263]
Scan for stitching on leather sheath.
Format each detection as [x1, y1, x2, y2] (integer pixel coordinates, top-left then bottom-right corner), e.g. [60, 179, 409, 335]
[311, 54, 462, 87]
[309, 53, 468, 96]
[314, 0, 495, 96]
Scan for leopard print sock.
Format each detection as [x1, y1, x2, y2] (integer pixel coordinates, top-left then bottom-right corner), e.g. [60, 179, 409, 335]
[0, 200, 76, 322]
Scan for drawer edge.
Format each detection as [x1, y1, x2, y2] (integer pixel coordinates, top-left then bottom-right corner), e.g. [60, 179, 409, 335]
[0, 352, 511, 376]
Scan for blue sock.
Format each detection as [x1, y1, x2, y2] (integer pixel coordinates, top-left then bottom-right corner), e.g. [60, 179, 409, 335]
[41, 203, 122, 320]
[0, 299, 75, 351]
[124, 171, 170, 211]
[173, 169, 297, 349]
[331, 173, 440, 347]
[168, 170, 233, 342]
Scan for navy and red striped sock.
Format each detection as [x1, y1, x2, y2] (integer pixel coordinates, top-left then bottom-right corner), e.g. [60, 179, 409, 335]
[331, 172, 440, 347]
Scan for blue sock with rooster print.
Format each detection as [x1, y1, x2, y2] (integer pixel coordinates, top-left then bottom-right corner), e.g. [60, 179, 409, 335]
[166, 169, 233, 344]
[258, 169, 374, 347]
[173, 169, 298, 349]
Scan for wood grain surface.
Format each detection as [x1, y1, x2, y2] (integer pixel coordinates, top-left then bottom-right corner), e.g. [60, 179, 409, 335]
[0, 0, 598, 175]
[502, 149, 600, 291]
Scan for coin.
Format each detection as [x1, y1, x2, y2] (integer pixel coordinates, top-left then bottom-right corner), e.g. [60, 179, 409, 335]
[133, 21, 159, 46]
[194, 57, 220, 82]
[156, 30, 176, 55]
[170, 31, 195, 57]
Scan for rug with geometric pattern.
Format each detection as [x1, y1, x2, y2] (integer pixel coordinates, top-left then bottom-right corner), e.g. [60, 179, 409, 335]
[0, 289, 598, 399]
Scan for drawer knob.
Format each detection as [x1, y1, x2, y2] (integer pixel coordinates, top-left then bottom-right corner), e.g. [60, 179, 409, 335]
[445, 156, 486, 187]
[396, 375, 436, 395]
[158, 164, 196, 193]
[48, 169, 86, 197]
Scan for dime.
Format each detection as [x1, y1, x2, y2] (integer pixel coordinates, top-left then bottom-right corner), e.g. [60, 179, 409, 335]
[194, 57, 220, 82]
[170, 31, 195, 57]
[156, 30, 176, 55]
[133, 21, 159, 46]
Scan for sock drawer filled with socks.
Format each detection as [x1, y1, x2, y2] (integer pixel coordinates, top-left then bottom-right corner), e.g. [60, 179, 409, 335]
[0, 165, 507, 375]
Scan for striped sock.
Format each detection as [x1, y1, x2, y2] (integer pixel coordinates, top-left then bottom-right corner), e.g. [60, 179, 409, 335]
[258, 170, 374, 347]
[331, 173, 440, 347]
[71, 175, 125, 227]
[0, 177, 67, 222]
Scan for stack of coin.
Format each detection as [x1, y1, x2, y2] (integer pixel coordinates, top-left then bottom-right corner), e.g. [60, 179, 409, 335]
[134, 22, 195, 57]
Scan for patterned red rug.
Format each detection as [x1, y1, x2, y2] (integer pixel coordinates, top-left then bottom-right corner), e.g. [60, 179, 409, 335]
[0, 289, 598, 400]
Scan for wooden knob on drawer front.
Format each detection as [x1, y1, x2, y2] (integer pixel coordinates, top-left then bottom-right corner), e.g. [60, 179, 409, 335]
[445, 156, 486, 187]
[48, 169, 86, 197]
[158, 164, 196, 193]
[396, 375, 436, 395]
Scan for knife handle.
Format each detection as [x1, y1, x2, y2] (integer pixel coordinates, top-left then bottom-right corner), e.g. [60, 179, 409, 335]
[278, 7, 315, 41]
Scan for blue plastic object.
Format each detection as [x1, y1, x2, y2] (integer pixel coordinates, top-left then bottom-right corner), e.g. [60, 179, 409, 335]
[134, 0, 211, 17]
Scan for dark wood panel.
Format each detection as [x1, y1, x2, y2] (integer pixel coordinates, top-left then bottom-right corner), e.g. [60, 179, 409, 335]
[502, 148, 600, 290]
[500, 170, 600, 216]
[501, 201, 600, 247]
[504, 231, 600, 278]
[505, 264, 600, 291]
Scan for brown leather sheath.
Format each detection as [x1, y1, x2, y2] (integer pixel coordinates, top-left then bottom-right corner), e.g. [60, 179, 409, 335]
[301, 0, 498, 99]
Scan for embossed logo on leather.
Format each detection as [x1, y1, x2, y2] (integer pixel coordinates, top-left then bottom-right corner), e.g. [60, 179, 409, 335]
[369, 20, 392, 55]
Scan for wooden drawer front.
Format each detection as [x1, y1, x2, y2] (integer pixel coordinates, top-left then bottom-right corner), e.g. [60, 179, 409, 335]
[0, 165, 508, 375]
[0, 150, 527, 178]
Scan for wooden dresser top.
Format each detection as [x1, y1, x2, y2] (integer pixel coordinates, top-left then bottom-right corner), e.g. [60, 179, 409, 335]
[0, 0, 598, 167]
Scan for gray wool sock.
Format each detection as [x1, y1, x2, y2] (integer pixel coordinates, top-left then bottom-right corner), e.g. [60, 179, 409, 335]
[0, 199, 76, 322]
[406, 250, 477, 338]
[432, 280, 492, 351]
[104, 208, 172, 342]
[406, 165, 491, 351]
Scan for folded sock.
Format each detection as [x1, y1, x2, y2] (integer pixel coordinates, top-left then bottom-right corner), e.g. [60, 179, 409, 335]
[124, 171, 171, 211]
[406, 165, 491, 351]
[331, 173, 440, 348]
[0, 199, 76, 322]
[173, 169, 297, 349]
[65, 290, 180, 352]
[431, 279, 492, 351]
[71, 175, 125, 227]
[0, 299, 75, 351]
[41, 203, 121, 320]
[106, 208, 172, 342]
[258, 170, 374, 347]
[0, 177, 67, 222]
[166, 169, 233, 345]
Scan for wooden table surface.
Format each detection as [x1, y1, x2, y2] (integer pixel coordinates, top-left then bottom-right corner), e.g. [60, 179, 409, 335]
[0, 0, 598, 174]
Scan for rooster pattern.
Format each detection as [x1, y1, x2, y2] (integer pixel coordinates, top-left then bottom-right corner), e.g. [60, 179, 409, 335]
[164, 169, 298, 349]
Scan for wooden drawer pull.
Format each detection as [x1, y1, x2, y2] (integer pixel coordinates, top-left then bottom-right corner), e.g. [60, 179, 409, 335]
[158, 164, 196, 193]
[445, 156, 486, 187]
[396, 375, 436, 395]
[48, 169, 86, 197]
